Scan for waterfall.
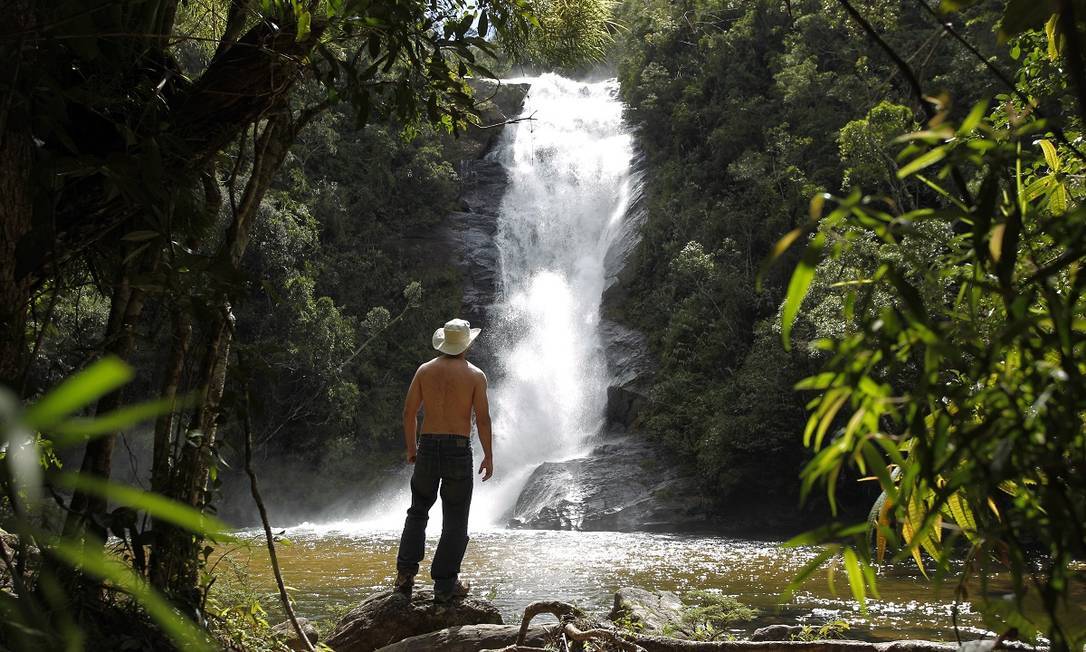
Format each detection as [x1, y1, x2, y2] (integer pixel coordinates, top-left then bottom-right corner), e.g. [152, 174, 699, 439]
[472, 73, 636, 525]
[343, 73, 636, 532]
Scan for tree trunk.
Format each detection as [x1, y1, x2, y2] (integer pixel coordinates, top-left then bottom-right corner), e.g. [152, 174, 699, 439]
[61, 260, 154, 542]
[151, 112, 298, 599]
[0, 128, 35, 389]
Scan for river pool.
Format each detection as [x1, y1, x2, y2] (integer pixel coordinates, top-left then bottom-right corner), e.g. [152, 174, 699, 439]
[219, 524, 1018, 642]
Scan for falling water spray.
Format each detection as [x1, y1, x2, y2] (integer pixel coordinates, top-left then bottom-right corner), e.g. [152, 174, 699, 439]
[349, 74, 636, 531]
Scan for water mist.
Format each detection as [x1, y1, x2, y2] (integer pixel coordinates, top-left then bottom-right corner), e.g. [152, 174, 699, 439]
[347, 74, 637, 531]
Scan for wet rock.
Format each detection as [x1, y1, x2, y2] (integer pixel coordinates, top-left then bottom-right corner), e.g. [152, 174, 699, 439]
[609, 587, 686, 636]
[0, 527, 39, 593]
[600, 319, 654, 432]
[375, 624, 552, 652]
[750, 624, 807, 641]
[509, 437, 710, 532]
[272, 618, 320, 651]
[324, 589, 502, 652]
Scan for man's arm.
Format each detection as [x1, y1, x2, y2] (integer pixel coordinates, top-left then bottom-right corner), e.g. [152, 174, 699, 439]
[402, 368, 423, 463]
[473, 371, 493, 481]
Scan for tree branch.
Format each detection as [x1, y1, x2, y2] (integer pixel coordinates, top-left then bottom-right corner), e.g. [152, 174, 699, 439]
[242, 382, 315, 652]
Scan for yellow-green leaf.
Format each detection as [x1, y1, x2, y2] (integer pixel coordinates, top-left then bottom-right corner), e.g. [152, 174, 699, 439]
[842, 548, 867, 611]
[898, 147, 947, 179]
[989, 223, 1006, 262]
[1039, 139, 1060, 172]
[781, 233, 825, 351]
[1045, 13, 1061, 60]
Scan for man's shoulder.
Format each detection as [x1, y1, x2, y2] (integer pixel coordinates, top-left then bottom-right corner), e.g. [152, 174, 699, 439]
[466, 362, 487, 381]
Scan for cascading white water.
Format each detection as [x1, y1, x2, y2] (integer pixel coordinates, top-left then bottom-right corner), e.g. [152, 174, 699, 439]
[471, 74, 636, 524]
[340, 73, 636, 531]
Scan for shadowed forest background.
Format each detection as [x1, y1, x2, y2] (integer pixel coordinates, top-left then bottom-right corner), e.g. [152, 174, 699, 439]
[1, 0, 1084, 650]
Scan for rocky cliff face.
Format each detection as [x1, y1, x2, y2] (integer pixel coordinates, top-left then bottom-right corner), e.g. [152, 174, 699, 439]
[431, 87, 704, 533]
[434, 81, 529, 372]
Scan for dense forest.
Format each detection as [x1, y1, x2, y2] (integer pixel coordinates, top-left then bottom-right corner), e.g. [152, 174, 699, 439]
[2, 0, 1085, 650]
[609, 0, 1008, 521]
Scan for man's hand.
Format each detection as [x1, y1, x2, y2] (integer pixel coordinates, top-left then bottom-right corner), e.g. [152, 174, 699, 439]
[406, 447, 417, 464]
[478, 455, 493, 482]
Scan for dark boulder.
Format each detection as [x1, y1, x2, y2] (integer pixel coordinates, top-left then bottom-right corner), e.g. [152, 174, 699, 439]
[508, 436, 710, 532]
[324, 590, 503, 652]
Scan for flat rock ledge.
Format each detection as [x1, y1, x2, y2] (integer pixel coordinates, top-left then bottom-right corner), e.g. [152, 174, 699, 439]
[325, 589, 502, 652]
[376, 624, 554, 652]
[627, 639, 961, 652]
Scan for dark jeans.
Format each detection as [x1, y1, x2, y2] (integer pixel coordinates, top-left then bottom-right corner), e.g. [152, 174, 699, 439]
[395, 435, 473, 593]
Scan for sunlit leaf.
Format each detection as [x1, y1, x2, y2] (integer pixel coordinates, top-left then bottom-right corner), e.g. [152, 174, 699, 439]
[50, 398, 187, 448]
[1039, 139, 1060, 171]
[781, 233, 825, 351]
[897, 147, 947, 179]
[53, 473, 231, 538]
[842, 548, 867, 611]
[24, 358, 133, 431]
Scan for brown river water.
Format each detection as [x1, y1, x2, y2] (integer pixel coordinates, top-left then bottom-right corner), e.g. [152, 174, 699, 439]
[216, 525, 1052, 642]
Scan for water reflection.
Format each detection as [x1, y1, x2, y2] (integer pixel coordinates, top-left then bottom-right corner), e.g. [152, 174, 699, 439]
[223, 527, 1023, 641]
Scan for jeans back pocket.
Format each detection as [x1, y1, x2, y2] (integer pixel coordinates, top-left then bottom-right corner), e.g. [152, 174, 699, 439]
[440, 450, 473, 481]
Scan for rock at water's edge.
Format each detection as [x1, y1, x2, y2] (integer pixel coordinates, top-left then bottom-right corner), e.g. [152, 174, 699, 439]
[375, 624, 552, 652]
[750, 624, 807, 641]
[609, 587, 687, 637]
[272, 618, 321, 651]
[509, 437, 711, 532]
[324, 590, 502, 652]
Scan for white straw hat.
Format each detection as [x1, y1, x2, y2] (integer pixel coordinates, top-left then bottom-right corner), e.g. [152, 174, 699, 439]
[432, 318, 481, 355]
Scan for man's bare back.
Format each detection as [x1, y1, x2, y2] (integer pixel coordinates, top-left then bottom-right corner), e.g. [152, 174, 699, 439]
[402, 354, 493, 480]
[414, 356, 486, 435]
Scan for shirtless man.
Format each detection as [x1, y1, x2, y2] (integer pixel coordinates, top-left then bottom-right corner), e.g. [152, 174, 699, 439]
[394, 318, 493, 603]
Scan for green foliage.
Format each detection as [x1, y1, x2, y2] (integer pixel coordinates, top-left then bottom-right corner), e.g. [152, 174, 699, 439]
[205, 556, 294, 652]
[1, 358, 224, 651]
[667, 591, 756, 641]
[613, 0, 1006, 521]
[839, 102, 915, 191]
[790, 619, 851, 641]
[509, 0, 620, 69]
[774, 6, 1086, 649]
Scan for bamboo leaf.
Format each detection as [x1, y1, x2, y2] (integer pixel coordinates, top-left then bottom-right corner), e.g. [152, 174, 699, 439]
[897, 147, 947, 178]
[781, 233, 825, 351]
[758, 225, 808, 291]
[1045, 13, 1061, 60]
[783, 546, 837, 600]
[1049, 183, 1069, 215]
[24, 357, 133, 431]
[842, 548, 867, 611]
[48, 538, 213, 651]
[53, 473, 231, 538]
[50, 397, 188, 448]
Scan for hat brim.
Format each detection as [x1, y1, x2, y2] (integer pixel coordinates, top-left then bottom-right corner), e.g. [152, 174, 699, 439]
[432, 327, 481, 355]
